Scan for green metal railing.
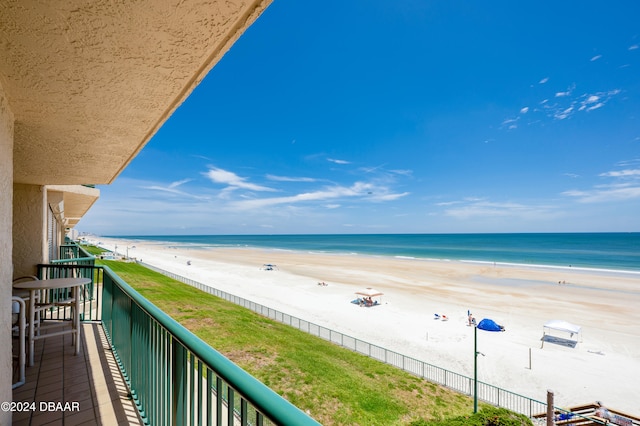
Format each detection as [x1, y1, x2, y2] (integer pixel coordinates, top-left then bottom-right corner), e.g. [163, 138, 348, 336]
[101, 265, 321, 425]
[58, 244, 94, 263]
[46, 245, 97, 310]
[59, 243, 79, 259]
[37, 251, 319, 425]
[37, 264, 102, 322]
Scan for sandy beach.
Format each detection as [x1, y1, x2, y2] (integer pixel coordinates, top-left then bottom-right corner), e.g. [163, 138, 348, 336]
[93, 237, 640, 415]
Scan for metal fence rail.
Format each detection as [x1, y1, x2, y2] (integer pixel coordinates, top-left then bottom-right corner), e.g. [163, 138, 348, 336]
[142, 262, 548, 418]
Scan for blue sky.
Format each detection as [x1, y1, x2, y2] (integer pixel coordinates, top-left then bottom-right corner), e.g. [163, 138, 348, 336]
[80, 1, 640, 236]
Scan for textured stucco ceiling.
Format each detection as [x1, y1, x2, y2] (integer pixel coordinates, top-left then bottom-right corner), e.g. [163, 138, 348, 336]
[1, 0, 271, 186]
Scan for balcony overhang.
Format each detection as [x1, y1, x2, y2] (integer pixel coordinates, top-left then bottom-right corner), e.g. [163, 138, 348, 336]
[46, 185, 100, 228]
[2, 0, 272, 186]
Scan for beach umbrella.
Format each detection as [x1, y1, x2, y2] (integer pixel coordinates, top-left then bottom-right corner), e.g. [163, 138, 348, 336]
[354, 288, 383, 297]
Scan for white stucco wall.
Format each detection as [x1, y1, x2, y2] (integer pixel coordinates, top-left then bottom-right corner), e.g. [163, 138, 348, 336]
[13, 184, 47, 277]
[0, 80, 15, 424]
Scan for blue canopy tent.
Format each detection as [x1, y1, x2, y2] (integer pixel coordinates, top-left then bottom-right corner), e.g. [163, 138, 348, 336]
[477, 318, 504, 332]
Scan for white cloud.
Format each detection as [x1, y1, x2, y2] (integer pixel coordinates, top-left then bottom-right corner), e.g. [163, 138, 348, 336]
[586, 102, 604, 111]
[537, 89, 621, 121]
[143, 179, 209, 200]
[501, 117, 519, 129]
[520, 107, 529, 114]
[328, 158, 350, 165]
[203, 167, 276, 192]
[562, 167, 640, 202]
[617, 158, 640, 167]
[266, 174, 317, 182]
[554, 106, 574, 120]
[590, 54, 602, 61]
[373, 192, 410, 201]
[229, 181, 409, 210]
[389, 169, 413, 177]
[539, 77, 549, 84]
[359, 165, 384, 173]
[442, 200, 556, 220]
[599, 169, 640, 178]
[168, 179, 191, 188]
[562, 185, 640, 203]
[629, 44, 639, 50]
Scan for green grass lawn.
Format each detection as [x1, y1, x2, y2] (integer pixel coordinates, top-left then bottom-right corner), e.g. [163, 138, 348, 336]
[99, 258, 499, 425]
[81, 244, 107, 256]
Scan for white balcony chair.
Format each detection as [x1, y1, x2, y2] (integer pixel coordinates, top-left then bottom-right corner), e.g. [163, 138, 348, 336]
[11, 296, 26, 389]
[13, 275, 42, 333]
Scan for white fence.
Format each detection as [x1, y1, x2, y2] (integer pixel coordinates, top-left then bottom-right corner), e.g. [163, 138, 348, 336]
[141, 262, 548, 418]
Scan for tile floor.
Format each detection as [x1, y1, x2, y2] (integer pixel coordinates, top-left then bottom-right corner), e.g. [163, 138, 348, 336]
[12, 322, 142, 425]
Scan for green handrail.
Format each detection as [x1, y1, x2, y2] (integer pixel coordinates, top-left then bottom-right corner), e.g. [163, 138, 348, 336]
[51, 256, 95, 264]
[102, 265, 320, 425]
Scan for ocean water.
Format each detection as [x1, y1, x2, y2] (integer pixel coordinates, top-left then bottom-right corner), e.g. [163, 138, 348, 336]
[111, 233, 640, 273]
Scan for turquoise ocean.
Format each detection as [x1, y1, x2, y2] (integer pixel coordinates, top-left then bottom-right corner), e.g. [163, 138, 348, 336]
[112, 233, 640, 274]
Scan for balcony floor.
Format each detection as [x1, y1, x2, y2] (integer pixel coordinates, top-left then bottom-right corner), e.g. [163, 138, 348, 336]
[12, 322, 143, 425]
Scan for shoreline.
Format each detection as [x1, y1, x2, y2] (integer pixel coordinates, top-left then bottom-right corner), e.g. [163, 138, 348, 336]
[91, 236, 640, 414]
[104, 243, 640, 278]
[98, 233, 640, 275]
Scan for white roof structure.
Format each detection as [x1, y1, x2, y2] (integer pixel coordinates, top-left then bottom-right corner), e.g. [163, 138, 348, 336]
[543, 320, 581, 335]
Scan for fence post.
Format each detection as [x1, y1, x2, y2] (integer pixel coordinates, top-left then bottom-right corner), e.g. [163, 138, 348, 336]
[546, 390, 554, 426]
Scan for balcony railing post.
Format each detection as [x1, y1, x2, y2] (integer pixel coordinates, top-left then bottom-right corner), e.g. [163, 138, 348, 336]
[172, 338, 187, 425]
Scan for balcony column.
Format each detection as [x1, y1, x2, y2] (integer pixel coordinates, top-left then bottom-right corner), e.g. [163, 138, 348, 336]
[13, 183, 48, 277]
[47, 189, 65, 258]
[1, 79, 15, 426]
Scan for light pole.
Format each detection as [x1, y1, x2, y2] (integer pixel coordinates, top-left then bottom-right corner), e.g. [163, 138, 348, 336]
[474, 324, 478, 413]
[473, 318, 503, 413]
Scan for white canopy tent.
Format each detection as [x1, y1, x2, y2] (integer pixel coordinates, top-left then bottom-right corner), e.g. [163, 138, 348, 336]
[354, 288, 383, 307]
[541, 320, 582, 348]
[355, 288, 384, 298]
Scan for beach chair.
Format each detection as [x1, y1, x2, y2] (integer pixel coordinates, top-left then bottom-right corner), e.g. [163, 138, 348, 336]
[434, 314, 440, 320]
